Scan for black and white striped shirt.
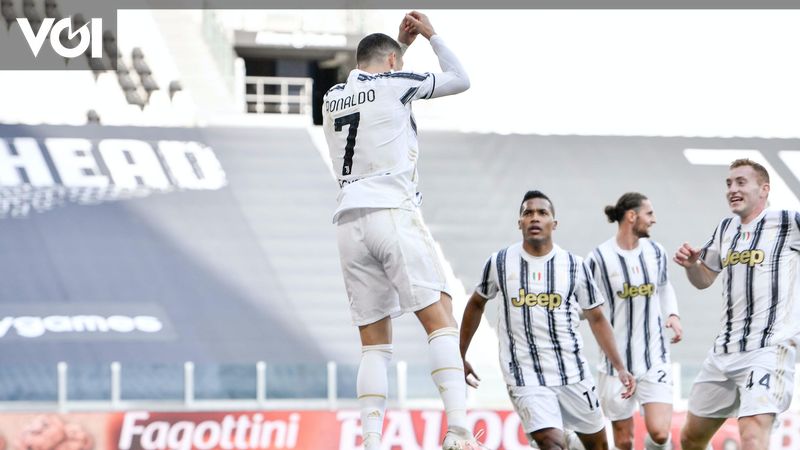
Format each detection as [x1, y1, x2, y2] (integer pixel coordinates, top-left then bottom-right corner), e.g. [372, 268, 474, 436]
[700, 209, 800, 354]
[475, 243, 604, 387]
[586, 238, 678, 377]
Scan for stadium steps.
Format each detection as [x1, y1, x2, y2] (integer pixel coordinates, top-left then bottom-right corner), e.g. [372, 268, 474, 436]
[150, 10, 239, 121]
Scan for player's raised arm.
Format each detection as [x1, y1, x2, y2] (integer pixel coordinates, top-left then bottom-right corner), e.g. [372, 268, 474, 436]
[403, 11, 470, 98]
[397, 14, 418, 50]
[673, 242, 718, 289]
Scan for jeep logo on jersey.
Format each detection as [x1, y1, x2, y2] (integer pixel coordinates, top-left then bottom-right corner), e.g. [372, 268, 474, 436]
[616, 282, 655, 299]
[17, 18, 103, 59]
[510, 289, 562, 309]
[0, 138, 227, 217]
[722, 249, 765, 268]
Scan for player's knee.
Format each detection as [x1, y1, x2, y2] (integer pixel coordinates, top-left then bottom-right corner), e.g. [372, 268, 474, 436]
[739, 428, 768, 450]
[613, 436, 633, 450]
[533, 431, 567, 450]
[648, 429, 669, 445]
[680, 427, 704, 450]
[535, 439, 565, 450]
[611, 423, 633, 450]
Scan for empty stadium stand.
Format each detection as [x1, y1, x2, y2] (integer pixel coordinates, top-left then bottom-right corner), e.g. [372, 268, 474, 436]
[0, 3, 195, 126]
[3, 118, 800, 406]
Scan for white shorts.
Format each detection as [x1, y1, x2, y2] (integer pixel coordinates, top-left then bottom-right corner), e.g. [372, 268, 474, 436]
[336, 207, 451, 326]
[507, 377, 606, 435]
[688, 343, 796, 418]
[598, 363, 673, 421]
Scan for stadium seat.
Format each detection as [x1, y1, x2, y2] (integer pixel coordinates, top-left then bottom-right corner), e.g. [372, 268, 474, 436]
[1, 0, 16, 30]
[140, 73, 159, 93]
[87, 53, 110, 78]
[21, 0, 40, 32]
[168, 80, 182, 100]
[117, 72, 137, 91]
[131, 48, 152, 76]
[86, 108, 100, 124]
[124, 89, 145, 109]
[72, 12, 86, 28]
[44, 0, 59, 19]
[116, 57, 129, 75]
[102, 30, 118, 60]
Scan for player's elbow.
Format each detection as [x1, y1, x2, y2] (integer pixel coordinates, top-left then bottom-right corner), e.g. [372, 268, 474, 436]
[467, 295, 486, 312]
[447, 71, 470, 93]
[458, 74, 471, 92]
[691, 280, 714, 290]
[688, 274, 715, 290]
[583, 308, 603, 326]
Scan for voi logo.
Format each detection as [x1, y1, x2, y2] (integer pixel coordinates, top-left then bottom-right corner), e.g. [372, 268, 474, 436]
[17, 17, 103, 58]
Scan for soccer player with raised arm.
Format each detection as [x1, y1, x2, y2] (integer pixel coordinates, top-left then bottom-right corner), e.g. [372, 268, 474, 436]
[585, 193, 683, 450]
[322, 11, 480, 450]
[460, 190, 636, 450]
[674, 159, 800, 450]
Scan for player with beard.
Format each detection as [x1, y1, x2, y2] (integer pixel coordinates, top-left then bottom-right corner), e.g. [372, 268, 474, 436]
[585, 193, 682, 450]
[675, 159, 800, 450]
[460, 190, 635, 450]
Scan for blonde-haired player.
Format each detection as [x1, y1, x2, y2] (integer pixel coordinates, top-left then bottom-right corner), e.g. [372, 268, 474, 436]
[675, 159, 800, 450]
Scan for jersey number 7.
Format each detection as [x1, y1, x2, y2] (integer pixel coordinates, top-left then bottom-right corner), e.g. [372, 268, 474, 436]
[334, 112, 361, 176]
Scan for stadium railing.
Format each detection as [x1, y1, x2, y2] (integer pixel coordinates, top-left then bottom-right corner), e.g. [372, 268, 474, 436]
[5, 360, 790, 414]
[244, 76, 313, 115]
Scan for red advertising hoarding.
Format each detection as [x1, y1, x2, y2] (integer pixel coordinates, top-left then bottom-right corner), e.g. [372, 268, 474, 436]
[2, 409, 799, 449]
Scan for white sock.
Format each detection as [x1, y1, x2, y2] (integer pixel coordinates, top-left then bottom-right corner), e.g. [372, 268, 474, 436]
[645, 433, 671, 450]
[428, 327, 469, 436]
[358, 344, 392, 444]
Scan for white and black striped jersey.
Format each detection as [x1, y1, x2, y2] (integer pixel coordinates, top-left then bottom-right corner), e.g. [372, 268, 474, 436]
[322, 35, 469, 223]
[475, 243, 604, 387]
[585, 238, 679, 377]
[700, 209, 800, 354]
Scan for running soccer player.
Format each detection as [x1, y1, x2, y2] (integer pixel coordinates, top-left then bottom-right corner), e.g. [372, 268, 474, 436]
[675, 158, 800, 450]
[460, 190, 636, 450]
[586, 192, 682, 450]
[322, 11, 479, 450]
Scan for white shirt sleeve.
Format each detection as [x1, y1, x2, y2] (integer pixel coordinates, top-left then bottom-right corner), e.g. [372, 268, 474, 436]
[656, 245, 679, 318]
[475, 255, 499, 299]
[790, 211, 800, 252]
[412, 35, 470, 100]
[700, 220, 725, 273]
[659, 281, 679, 318]
[576, 259, 605, 311]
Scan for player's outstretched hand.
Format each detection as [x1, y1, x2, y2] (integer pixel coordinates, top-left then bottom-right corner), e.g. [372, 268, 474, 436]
[403, 11, 436, 40]
[673, 242, 701, 268]
[666, 314, 683, 343]
[618, 370, 636, 399]
[398, 14, 418, 46]
[463, 359, 481, 388]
